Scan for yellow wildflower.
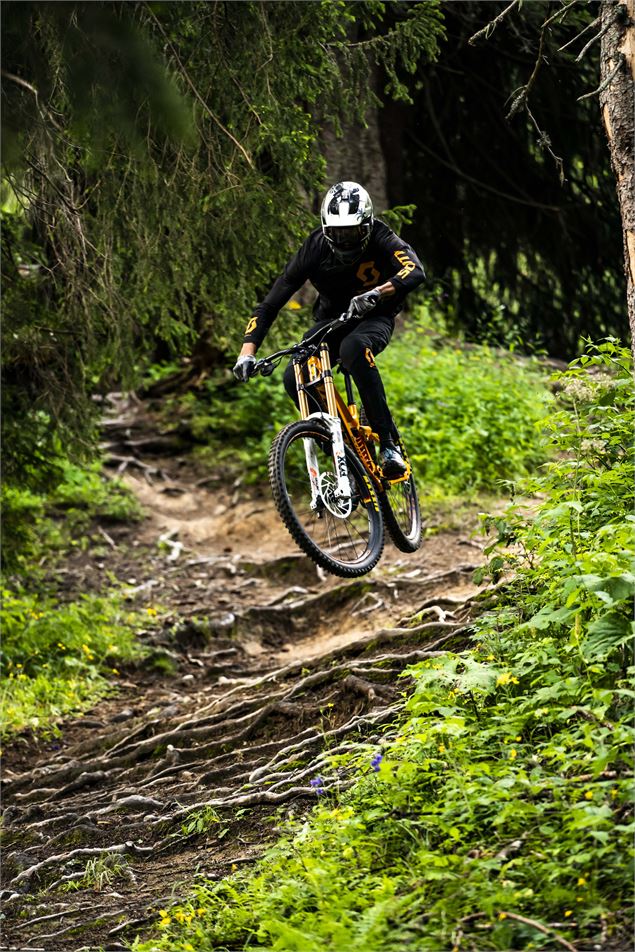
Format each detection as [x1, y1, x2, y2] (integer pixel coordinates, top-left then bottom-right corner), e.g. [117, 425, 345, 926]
[147, 607, 158, 617]
[438, 744, 446, 754]
[610, 788, 618, 799]
[577, 876, 587, 887]
[584, 790, 593, 800]
[564, 910, 573, 918]
[497, 672, 512, 686]
[196, 908, 206, 917]
[498, 912, 507, 920]
[111, 668, 120, 675]
[174, 910, 187, 923]
[509, 749, 517, 760]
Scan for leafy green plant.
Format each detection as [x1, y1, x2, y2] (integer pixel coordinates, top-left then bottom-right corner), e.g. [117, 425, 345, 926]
[380, 312, 553, 492]
[50, 459, 143, 524]
[1, 456, 142, 572]
[132, 341, 633, 952]
[181, 807, 222, 838]
[0, 590, 146, 738]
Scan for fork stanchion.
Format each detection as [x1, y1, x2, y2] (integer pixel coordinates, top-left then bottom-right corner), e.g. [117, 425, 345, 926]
[319, 343, 338, 417]
[293, 361, 310, 418]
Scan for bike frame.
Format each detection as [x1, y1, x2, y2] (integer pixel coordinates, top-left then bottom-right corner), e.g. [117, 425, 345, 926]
[254, 311, 412, 512]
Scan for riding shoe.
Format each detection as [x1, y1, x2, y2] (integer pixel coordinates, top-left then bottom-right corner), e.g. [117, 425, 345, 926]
[379, 445, 407, 479]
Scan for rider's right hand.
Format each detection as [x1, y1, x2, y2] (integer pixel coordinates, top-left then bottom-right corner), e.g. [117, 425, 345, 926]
[233, 354, 257, 382]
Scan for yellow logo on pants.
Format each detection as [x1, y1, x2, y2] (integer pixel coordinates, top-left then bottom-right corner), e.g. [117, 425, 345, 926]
[365, 347, 376, 368]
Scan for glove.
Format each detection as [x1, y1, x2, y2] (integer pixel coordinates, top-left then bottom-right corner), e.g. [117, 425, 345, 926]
[350, 288, 381, 318]
[233, 354, 257, 382]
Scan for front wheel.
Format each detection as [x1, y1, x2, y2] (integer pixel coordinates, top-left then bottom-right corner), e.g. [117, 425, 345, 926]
[269, 420, 384, 578]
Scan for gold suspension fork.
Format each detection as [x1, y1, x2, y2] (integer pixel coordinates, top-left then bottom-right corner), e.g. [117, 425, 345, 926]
[319, 343, 338, 417]
[293, 361, 310, 418]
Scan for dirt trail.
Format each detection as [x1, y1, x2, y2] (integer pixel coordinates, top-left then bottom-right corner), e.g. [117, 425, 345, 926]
[1, 396, 490, 951]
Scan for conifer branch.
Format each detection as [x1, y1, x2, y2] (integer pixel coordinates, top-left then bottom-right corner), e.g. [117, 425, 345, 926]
[468, 0, 521, 46]
[143, 4, 254, 169]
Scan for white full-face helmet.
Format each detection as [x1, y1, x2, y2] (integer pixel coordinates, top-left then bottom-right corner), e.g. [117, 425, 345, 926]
[320, 181, 374, 263]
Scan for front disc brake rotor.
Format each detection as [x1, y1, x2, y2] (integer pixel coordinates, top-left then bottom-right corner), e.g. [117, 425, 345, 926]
[318, 472, 353, 518]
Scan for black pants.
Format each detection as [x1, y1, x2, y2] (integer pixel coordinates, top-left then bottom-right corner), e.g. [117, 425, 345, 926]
[282, 315, 396, 445]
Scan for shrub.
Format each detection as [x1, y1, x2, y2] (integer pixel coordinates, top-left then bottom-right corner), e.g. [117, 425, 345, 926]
[380, 315, 552, 492]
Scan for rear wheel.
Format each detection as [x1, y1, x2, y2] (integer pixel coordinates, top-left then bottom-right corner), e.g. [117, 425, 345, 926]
[269, 419, 384, 578]
[379, 432, 422, 553]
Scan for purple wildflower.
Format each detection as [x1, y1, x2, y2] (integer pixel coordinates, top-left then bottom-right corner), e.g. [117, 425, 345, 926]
[309, 776, 325, 794]
[371, 753, 383, 772]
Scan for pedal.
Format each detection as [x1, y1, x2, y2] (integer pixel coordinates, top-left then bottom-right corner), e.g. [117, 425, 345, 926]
[382, 464, 412, 484]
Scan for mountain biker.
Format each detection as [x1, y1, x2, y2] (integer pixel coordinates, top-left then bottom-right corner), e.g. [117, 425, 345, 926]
[233, 181, 425, 479]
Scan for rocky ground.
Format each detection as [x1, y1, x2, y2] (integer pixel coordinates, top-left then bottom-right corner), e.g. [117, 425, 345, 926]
[1, 395, 493, 951]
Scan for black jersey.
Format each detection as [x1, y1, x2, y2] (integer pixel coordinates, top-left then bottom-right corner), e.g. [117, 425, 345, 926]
[243, 220, 425, 348]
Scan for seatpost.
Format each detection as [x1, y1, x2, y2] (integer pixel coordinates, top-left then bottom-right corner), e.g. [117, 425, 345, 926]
[343, 370, 355, 408]
[319, 343, 339, 417]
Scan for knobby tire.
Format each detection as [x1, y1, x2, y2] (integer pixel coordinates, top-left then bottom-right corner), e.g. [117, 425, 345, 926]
[269, 419, 384, 578]
[379, 433, 422, 553]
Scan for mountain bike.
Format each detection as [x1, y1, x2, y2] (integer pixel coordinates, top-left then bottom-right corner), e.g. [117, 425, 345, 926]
[250, 306, 422, 577]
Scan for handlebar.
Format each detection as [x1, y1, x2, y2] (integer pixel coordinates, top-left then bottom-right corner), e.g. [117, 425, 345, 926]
[251, 305, 357, 378]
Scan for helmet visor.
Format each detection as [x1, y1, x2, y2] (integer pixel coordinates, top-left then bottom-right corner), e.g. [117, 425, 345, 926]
[324, 224, 369, 249]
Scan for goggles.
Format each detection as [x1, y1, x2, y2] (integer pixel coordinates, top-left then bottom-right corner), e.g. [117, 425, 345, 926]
[324, 224, 370, 249]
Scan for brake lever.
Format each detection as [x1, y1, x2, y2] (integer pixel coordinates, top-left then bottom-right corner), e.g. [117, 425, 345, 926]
[258, 360, 275, 377]
[338, 306, 356, 324]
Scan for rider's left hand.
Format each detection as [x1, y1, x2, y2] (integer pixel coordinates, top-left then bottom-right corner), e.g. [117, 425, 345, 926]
[350, 288, 381, 318]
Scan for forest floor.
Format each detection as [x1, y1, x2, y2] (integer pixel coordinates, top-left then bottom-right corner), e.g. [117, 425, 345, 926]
[1, 394, 492, 952]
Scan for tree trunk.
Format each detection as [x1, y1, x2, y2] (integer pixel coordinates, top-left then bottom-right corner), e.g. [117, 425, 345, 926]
[599, 0, 635, 351]
[321, 65, 389, 215]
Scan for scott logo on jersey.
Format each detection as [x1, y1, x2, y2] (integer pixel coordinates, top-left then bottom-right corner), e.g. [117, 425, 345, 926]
[394, 250, 416, 280]
[356, 261, 380, 288]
